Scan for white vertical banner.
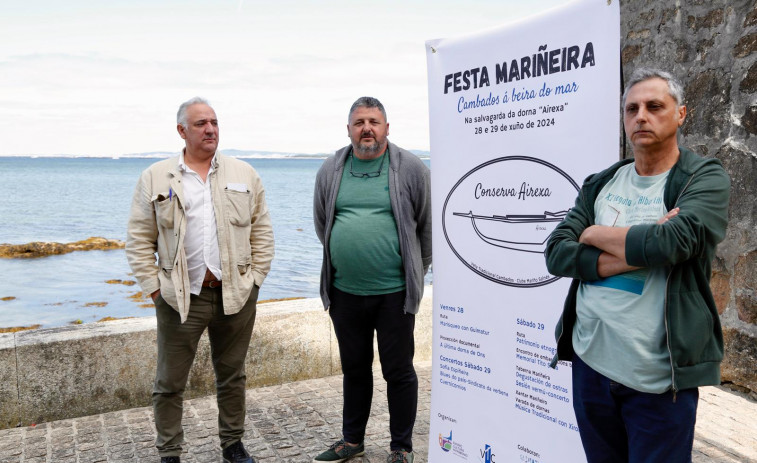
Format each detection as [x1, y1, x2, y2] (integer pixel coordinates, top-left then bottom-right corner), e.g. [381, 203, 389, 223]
[425, 1, 619, 462]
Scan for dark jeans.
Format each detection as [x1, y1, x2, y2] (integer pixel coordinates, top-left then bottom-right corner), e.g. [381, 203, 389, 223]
[572, 354, 699, 463]
[329, 287, 418, 451]
[153, 285, 258, 457]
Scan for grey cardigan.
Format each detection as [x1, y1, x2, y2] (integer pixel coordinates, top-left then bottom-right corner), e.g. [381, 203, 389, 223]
[313, 141, 432, 314]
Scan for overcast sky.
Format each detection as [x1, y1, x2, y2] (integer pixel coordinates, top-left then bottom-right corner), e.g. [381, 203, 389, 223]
[2, 0, 566, 156]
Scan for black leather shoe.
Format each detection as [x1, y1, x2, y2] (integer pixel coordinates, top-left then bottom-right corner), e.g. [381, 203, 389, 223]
[223, 441, 255, 463]
[160, 457, 180, 463]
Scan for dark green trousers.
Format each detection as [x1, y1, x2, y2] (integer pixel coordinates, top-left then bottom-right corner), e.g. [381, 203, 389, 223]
[153, 285, 258, 457]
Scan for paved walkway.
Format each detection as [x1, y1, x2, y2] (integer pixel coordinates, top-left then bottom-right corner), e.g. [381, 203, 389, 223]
[0, 362, 755, 463]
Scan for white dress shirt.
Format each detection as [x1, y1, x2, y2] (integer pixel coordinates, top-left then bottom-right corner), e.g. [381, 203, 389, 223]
[179, 151, 222, 295]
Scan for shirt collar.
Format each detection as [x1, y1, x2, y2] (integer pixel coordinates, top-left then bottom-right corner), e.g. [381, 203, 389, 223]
[179, 149, 217, 173]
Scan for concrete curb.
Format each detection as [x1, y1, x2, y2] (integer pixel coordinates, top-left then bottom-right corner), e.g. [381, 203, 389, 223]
[0, 287, 433, 429]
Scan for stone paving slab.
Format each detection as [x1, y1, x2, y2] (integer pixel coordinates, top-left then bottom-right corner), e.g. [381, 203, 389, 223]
[0, 362, 755, 462]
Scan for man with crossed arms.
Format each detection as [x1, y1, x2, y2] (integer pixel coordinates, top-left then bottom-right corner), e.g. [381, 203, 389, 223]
[546, 69, 730, 462]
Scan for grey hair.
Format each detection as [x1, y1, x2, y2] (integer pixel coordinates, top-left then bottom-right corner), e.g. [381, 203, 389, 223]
[622, 68, 684, 107]
[177, 97, 212, 128]
[348, 96, 387, 122]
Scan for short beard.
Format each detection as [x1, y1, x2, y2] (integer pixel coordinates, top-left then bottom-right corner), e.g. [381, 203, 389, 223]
[356, 140, 381, 156]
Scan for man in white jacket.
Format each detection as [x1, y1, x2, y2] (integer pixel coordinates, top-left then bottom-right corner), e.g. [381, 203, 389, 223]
[126, 97, 274, 463]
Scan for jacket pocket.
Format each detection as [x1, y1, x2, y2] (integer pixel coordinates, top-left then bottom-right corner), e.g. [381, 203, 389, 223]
[669, 291, 715, 366]
[224, 189, 252, 261]
[153, 194, 178, 265]
[153, 193, 174, 229]
[157, 267, 179, 310]
[224, 189, 251, 226]
[238, 256, 252, 275]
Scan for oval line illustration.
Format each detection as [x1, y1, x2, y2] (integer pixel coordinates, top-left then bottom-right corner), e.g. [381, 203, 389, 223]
[442, 156, 579, 288]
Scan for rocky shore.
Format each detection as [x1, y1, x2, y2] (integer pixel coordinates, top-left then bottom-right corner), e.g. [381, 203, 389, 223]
[0, 237, 124, 258]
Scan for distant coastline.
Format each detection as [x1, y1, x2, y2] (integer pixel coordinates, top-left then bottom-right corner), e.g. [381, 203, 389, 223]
[0, 148, 431, 160]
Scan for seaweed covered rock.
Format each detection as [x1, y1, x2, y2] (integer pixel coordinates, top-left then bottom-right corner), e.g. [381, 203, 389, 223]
[0, 237, 124, 258]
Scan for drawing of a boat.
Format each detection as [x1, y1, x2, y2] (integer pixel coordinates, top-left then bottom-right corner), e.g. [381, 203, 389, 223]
[453, 210, 568, 253]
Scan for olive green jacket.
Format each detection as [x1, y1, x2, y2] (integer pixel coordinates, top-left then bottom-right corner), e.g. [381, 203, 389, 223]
[545, 147, 730, 392]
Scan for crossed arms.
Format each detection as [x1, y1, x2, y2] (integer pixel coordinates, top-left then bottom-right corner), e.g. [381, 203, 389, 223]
[579, 208, 679, 278]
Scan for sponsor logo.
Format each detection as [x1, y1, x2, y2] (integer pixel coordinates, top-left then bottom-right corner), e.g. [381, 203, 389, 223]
[480, 444, 495, 463]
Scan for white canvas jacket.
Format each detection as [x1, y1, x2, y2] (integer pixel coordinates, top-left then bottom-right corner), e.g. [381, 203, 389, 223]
[126, 153, 274, 322]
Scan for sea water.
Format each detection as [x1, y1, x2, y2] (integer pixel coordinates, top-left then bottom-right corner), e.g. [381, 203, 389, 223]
[0, 156, 326, 328]
[0, 156, 432, 328]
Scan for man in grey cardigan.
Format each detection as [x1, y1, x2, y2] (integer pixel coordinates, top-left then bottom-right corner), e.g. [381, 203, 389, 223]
[312, 97, 432, 463]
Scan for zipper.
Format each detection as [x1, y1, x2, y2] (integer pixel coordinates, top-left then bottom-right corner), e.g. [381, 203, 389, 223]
[663, 269, 676, 401]
[664, 171, 695, 400]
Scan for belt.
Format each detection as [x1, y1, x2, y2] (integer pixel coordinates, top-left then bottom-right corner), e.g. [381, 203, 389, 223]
[202, 278, 222, 288]
[202, 268, 221, 288]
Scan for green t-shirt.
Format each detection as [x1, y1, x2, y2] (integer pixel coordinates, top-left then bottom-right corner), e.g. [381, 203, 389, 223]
[574, 163, 671, 393]
[329, 151, 405, 295]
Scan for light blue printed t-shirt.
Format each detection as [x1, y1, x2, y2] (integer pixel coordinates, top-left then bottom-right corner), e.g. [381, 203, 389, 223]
[573, 163, 672, 393]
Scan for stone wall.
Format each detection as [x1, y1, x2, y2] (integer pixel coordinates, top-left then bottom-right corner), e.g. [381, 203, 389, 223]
[621, 0, 757, 391]
[0, 291, 433, 430]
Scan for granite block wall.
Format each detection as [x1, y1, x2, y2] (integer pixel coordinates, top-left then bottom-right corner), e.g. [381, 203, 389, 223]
[621, 0, 757, 392]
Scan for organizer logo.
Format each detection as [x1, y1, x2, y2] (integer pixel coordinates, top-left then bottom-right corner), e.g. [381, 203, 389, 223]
[438, 429, 468, 459]
[439, 431, 453, 452]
